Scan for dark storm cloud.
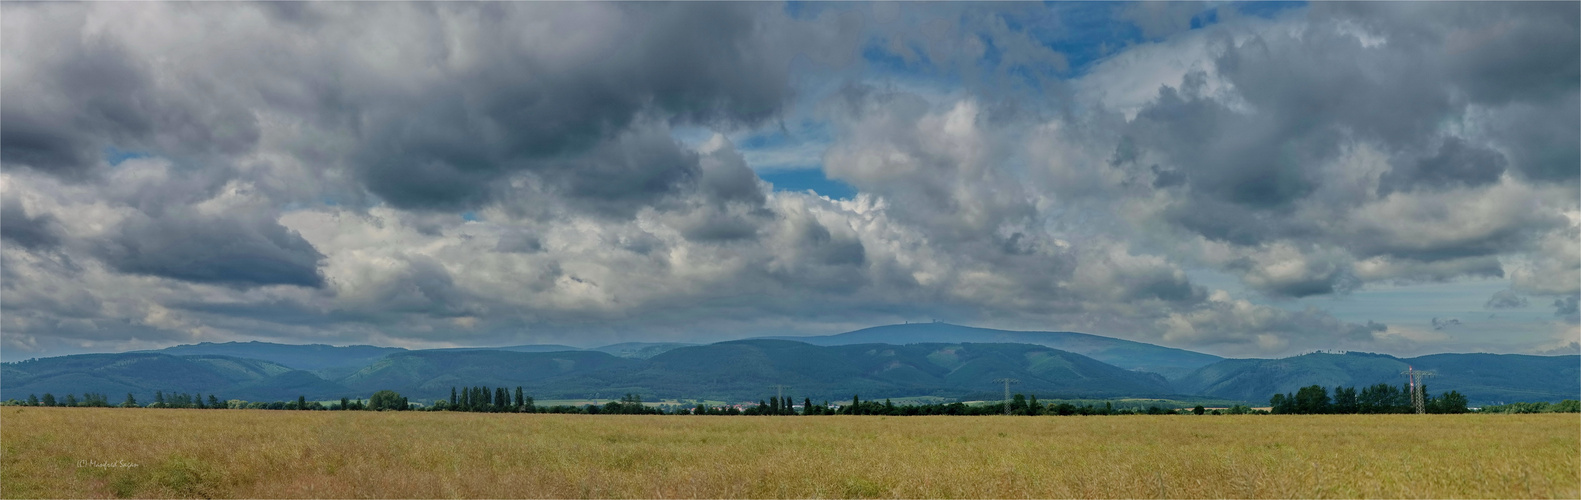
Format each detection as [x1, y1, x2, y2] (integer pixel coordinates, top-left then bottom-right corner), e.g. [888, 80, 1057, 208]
[2, 2, 811, 214]
[346, 255, 480, 319]
[1430, 317, 1462, 331]
[493, 231, 543, 254]
[341, 2, 801, 211]
[1162, 196, 1309, 247]
[1555, 295, 1580, 324]
[1377, 137, 1507, 196]
[97, 209, 325, 288]
[1229, 257, 1359, 298]
[547, 125, 706, 217]
[1109, 1, 1578, 299]
[0, 5, 260, 179]
[1126, 77, 1331, 211]
[1323, 2, 1580, 106]
[1487, 94, 1581, 183]
[1314, 1, 1580, 182]
[1484, 289, 1529, 310]
[1128, 0, 1576, 210]
[760, 213, 869, 292]
[0, 198, 61, 251]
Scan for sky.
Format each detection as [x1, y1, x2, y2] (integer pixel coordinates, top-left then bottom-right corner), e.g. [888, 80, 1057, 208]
[1, 1, 1577, 361]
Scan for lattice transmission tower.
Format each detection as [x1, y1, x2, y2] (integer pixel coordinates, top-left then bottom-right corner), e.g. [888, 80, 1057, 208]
[992, 378, 1019, 415]
[1402, 366, 1436, 414]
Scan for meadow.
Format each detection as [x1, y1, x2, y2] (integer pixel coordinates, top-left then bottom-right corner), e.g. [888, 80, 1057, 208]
[1, 407, 1575, 498]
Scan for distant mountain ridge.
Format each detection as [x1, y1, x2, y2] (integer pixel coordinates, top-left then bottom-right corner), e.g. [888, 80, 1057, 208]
[1176, 351, 1581, 405]
[1, 353, 354, 402]
[4, 340, 1179, 403]
[6, 324, 1575, 406]
[760, 323, 1222, 378]
[622, 340, 1175, 401]
[137, 341, 405, 379]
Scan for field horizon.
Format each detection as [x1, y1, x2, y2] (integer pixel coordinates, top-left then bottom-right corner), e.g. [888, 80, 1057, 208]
[2, 407, 1576, 499]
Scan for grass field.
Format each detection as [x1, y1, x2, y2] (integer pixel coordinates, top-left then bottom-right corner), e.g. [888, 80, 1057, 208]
[2, 408, 1576, 498]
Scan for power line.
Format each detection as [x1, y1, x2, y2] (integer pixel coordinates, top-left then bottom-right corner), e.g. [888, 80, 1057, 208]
[992, 378, 1019, 416]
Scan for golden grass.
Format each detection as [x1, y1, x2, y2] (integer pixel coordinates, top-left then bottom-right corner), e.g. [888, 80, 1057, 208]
[2, 408, 1576, 498]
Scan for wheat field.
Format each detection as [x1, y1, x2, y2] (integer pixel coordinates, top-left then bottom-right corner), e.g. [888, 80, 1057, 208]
[1, 407, 1575, 498]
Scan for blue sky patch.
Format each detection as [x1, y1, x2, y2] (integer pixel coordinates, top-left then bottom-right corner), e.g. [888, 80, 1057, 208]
[103, 146, 152, 166]
[761, 169, 857, 200]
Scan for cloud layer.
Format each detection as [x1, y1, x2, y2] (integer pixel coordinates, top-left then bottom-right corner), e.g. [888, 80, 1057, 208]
[2, 2, 1575, 359]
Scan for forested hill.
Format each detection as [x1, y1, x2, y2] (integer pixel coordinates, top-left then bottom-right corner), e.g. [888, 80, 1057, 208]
[628, 340, 1174, 401]
[1175, 352, 1581, 405]
[6, 339, 1575, 407]
[342, 340, 1175, 402]
[136, 342, 407, 380]
[761, 323, 1221, 379]
[5, 341, 1176, 403]
[0, 353, 354, 403]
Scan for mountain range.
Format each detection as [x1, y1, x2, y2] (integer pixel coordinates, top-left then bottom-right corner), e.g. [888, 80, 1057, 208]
[4, 323, 1576, 406]
[762, 323, 1223, 378]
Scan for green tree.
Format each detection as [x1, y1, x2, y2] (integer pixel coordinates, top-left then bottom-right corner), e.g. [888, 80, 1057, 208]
[1429, 391, 1469, 414]
[298, 395, 307, 410]
[1269, 393, 1290, 414]
[64, 394, 78, 407]
[1358, 383, 1405, 413]
[515, 387, 524, 412]
[1294, 385, 1331, 414]
[27, 394, 38, 406]
[42, 393, 56, 407]
[450, 387, 459, 408]
[1192, 405, 1206, 415]
[369, 390, 408, 411]
[1332, 386, 1359, 414]
[803, 398, 813, 416]
[122, 393, 137, 408]
[848, 395, 859, 415]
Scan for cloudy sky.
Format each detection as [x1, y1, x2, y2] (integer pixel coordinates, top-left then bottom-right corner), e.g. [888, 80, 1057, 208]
[2, 1, 1577, 361]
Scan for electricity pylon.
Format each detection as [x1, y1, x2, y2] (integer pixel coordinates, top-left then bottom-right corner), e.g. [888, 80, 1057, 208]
[1402, 366, 1436, 414]
[992, 378, 1019, 415]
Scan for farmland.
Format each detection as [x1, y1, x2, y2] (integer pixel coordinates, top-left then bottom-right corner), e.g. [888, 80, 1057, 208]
[2, 408, 1576, 498]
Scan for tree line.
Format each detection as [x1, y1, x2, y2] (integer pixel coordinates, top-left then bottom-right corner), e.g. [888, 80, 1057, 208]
[1478, 400, 1581, 413]
[4, 390, 410, 411]
[10, 386, 1578, 416]
[1268, 383, 1470, 414]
